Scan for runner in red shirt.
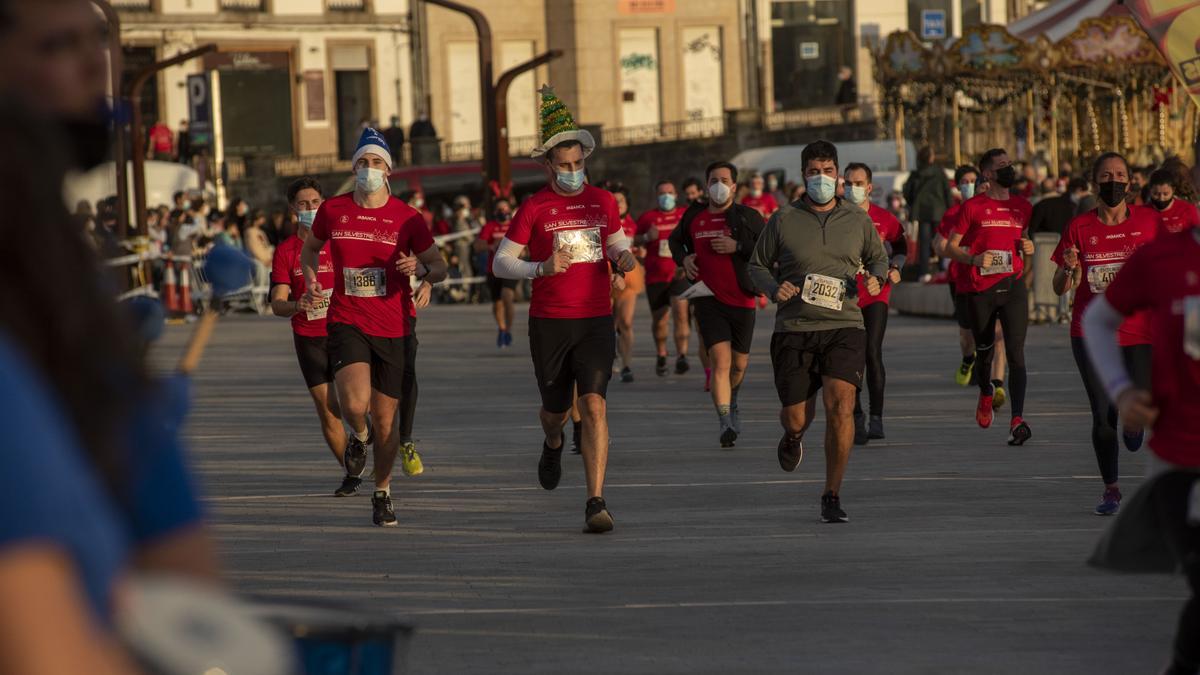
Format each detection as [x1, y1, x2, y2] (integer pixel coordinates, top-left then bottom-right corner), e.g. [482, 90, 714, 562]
[1147, 168, 1200, 235]
[669, 161, 765, 449]
[475, 197, 517, 348]
[1082, 227, 1200, 673]
[609, 186, 644, 383]
[946, 147, 1035, 443]
[491, 92, 635, 533]
[634, 179, 692, 377]
[740, 173, 779, 219]
[1051, 152, 1158, 516]
[843, 162, 906, 444]
[302, 128, 447, 527]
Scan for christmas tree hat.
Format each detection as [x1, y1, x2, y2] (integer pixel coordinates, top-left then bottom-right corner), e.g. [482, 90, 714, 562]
[532, 84, 595, 159]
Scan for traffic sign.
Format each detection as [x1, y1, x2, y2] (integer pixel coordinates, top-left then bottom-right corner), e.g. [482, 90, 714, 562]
[921, 9, 947, 40]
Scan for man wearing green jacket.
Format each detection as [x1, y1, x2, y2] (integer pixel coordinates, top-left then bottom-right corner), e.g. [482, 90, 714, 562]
[749, 139, 889, 524]
[903, 145, 952, 279]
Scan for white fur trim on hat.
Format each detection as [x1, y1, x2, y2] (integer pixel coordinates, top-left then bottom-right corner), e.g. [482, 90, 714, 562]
[531, 129, 595, 159]
[352, 143, 392, 168]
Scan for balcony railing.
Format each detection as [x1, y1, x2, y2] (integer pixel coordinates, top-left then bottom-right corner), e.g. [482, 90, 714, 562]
[326, 0, 366, 9]
[220, 0, 265, 11]
[763, 105, 867, 131]
[604, 116, 726, 148]
[112, 0, 152, 10]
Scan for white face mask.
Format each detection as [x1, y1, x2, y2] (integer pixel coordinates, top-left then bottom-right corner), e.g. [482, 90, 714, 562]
[708, 181, 731, 205]
[847, 185, 868, 204]
[356, 167, 386, 193]
[297, 209, 317, 227]
[805, 174, 837, 204]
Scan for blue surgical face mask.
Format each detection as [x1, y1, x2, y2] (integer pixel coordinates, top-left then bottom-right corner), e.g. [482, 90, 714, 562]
[297, 209, 317, 227]
[959, 181, 976, 200]
[806, 174, 837, 205]
[658, 193, 677, 211]
[356, 167, 386, 193]
[847, 185, 868, 204]
[555, 168, 585, 192]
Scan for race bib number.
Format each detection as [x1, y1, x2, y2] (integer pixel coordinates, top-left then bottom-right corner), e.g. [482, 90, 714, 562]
[554, 228, 603, 264]
[658, 238, 672, 258]
[1185, 296, 1200, 360]
[1087, 262, 1123, 294]
[801, 273, 846, 310]
[981, 249, 1014, 276]
[343, 267, 386, 298]
[306, 288, 332, 321]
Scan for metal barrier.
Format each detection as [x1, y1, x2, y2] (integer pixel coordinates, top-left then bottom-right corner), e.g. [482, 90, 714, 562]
[1031, 233, 1070, 324]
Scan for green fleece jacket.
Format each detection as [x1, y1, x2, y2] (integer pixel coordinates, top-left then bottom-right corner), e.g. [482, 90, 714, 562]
[749, 198, 889, 333]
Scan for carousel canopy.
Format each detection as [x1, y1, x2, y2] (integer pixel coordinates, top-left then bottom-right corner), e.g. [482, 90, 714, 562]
[1009, 0, 1131, 42]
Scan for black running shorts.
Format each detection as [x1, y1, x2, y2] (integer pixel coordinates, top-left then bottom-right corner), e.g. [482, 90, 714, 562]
[769, 327, 866, 406]
[645, 277, 691, 313]
[692, 296, 756, 354]
[528, 315, 615, 414]
[486, 272, 517, 300]
[327, 322, 409, 399]
[948, 281, 971, 330]
[293, 333, 334, 389]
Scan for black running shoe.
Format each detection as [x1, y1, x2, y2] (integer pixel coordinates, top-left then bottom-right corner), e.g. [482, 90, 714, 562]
[821, 493, 849, 523]
[344, 436, 368, 478]
[538, 437, 563, 490]
[719, 425, 737, 448]
[655, 355, 668, 377]
[777, 434, 803, 472]
[334, 475, 362, 497]
[372, 491, 397, 527]
[853, 411, 869, 446]
[584, 497, 614, 533]
[620, 366, 634, 383]
[674, 355, 690, 375]
[867, 415, 885, 440]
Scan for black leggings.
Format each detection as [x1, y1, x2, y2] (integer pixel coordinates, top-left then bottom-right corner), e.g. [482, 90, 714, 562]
[1069, 337, 1151, 486]
[854, 302, 889, 417]
[967, 277, 1028, 417]
[399, 323, 418, 442]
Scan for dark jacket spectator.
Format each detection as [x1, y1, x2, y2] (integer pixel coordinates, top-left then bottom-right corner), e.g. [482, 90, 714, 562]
[1029, 178, 1088, 237]
[903, 150, 952, 224]
[383, 116, 405, 165]
[834, 67, 856, 106]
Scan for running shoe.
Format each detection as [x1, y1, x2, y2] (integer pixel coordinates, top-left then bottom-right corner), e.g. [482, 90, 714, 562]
[675, 355, 690, 375]
[853, 411, 869, 446]
[1094, 486, 1121, 516]
[503, 331, 513, 347]
[344, 436, 369, 478]
[372, 491, 397, 527]
[868, 415, 885, 440]
[820, 493, 849, 523]
[538, 437, 563, 490]
[719, 424, 737, 448]
[334, 475, 362, 497]
[991, 380, 1007, 410]
[570, 422, 582, 455]
[1119, 422, 1144, 452]
[620, 366, 634, 383]
[777, 433, 804, 472]
[496, 330, 505, 348]
[704, 368, 712, 392]
[730, 406, 742, 434]
[400, 441, 424, 476]
[1007, 417, 1032, 446]
[976, 391, 994, 428]
[955, 359, 974, 386]
[655, 355, 668, 377]
[584, 497, 614, 533]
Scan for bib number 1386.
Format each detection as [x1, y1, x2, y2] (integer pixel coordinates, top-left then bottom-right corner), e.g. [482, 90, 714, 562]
[344, 267, 386, 298]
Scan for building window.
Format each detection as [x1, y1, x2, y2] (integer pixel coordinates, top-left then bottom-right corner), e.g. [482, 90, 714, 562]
[770, 0, 854, 111]
[220, 0, 266, 11]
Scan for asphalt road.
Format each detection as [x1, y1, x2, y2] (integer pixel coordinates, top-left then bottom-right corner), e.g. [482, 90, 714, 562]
[155, 302, 1182, 674]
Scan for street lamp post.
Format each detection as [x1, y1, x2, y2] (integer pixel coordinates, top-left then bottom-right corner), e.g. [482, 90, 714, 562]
[494, 50, 563, 199]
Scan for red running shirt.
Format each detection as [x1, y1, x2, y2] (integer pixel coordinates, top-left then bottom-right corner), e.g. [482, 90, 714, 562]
[504, 184, 622, 319]
[310, 193, 434, 338]
[937, 203, 970, 290]
[1154, 198, 1200, 236]
[1103, 231, 1200, 466]
[270, 235, 335, 338]
[1052, 207, 1158, 344]
[952, 193, 1033, 293]
[477, 218, 511, 274]
[636, 206, 686, 284]
[856, 203, 904, 307]
[740, 193, 779, 219]
[690, 209, 756, 309]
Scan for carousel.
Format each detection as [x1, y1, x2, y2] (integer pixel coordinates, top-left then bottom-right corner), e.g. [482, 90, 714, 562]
[873, 14, 1196, 173]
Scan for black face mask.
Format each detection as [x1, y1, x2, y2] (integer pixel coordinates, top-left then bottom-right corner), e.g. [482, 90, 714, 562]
[496, 211, 511, 222]
[1150, 197, 1172, 212]
[994, 165, 1017, 188]
[61, 116, 112, 171]
[1097, 181, 1129, 208]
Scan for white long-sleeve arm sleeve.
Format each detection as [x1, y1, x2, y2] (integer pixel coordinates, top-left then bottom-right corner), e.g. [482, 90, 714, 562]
[492, 237, 541, 280]
[1082, 296, 1133, 402]
[606, 230, 630, 261]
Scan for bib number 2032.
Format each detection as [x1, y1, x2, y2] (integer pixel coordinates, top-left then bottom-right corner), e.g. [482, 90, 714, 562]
[801, 273, 846, 310]
[343, 267, 386, 298]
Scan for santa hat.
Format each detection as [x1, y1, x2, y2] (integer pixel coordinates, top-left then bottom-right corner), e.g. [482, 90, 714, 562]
[352, 127, 392, 168]
[531, 84, 594, 159]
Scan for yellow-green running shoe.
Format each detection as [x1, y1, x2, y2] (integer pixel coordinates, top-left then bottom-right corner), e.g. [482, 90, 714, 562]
[400, 441, 424, 476]
[991, 381, 1007, 410]
[955, 360, 974, 386]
